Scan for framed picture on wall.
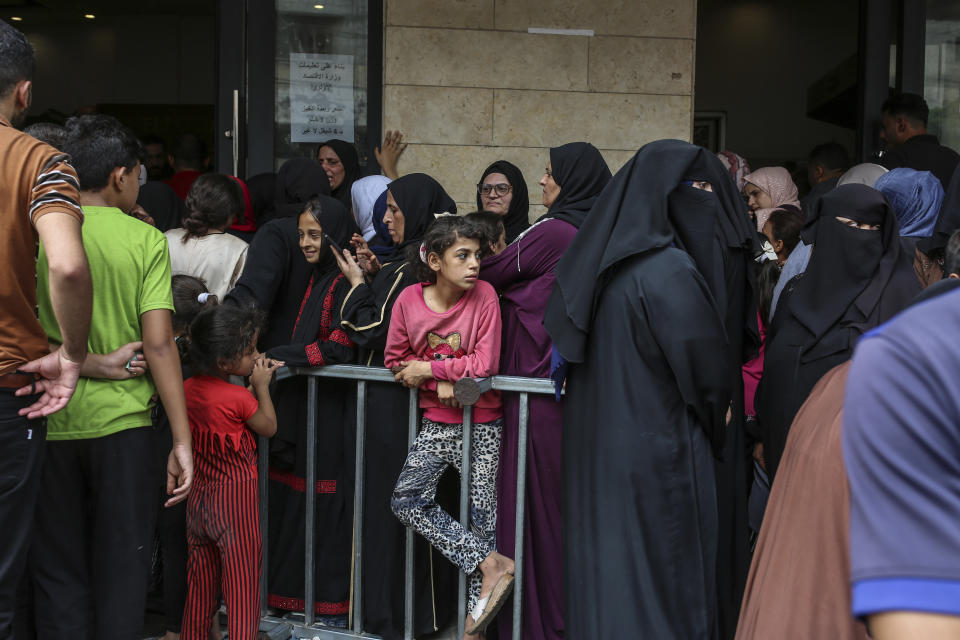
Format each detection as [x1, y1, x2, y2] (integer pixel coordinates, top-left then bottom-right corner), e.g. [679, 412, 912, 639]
[693, 111, 726, 152]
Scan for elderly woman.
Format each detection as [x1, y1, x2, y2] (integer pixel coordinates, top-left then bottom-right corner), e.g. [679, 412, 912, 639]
[743, 167, 801, 231]
[476, 160, 530, 243]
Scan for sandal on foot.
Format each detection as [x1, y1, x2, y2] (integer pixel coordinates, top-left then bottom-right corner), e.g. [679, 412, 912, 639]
[466, 572, 515, 634]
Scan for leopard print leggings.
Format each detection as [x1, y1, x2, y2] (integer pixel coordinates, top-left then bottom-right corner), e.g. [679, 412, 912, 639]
[391, 416, 503, 610]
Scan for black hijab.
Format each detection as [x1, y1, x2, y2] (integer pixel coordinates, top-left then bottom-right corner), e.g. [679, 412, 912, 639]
[545, 140, 757, 364]
[274, 158, 331, 220]
[791, 184, 913, 349]
[538, 142, 612, 229]
[918, 162, 960, 255]
[137, 181, 186, 232]
[299, 194, 359, 277]
[320, 139, 362, 209]
[386, 173, 457, 257]
[476, 160, 530, 242]
[246, 172, 277, 227]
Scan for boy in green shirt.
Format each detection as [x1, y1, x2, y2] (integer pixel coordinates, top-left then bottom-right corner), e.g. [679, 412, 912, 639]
[31, 115, 193, 639]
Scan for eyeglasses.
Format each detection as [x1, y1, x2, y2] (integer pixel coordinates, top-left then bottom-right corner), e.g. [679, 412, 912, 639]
[477, 183, 512, 197]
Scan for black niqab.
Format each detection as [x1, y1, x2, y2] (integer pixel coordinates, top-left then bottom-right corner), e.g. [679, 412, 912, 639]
[274, 158, 332, 220]
[476, 160, 530, 242]
[537, 142, 611, 229]
[791, 184, 904, 349]
[387, 173, 457, 255]
[545, 139, 757, 365]
[320, 139, 362, 209]
[918, 162, 960, 255]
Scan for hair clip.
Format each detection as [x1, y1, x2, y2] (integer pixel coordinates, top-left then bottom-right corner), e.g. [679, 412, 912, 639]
[419, 242, 428, 264]
[197, 292, 210, 303]
[434, 211, 456, 219]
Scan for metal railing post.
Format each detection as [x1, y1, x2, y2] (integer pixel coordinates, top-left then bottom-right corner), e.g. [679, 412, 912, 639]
[457, 405, 474, 640]
[259, 434, 269, 618]
[512, 392, 530, 639]
[404, 388, 418, 640]
[304, 376, 318, 626]
[352, 381, 367, 634]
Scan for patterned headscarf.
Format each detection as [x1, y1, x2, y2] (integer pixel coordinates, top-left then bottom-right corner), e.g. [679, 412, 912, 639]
[716, 150, 752, 192]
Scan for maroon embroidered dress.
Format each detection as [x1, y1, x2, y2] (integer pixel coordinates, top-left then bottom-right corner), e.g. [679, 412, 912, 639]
[265, 270, 358, 617]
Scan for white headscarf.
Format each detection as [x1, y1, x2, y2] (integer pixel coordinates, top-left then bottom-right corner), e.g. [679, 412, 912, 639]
[350, 175, 392, 241]
[837, 163, 888, 187]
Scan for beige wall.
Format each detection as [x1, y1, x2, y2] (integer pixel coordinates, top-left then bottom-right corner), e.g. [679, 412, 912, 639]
[383, 0, 696, 218]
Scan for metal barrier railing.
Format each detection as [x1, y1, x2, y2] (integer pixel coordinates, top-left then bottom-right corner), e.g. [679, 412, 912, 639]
[259, 364, 558, 640]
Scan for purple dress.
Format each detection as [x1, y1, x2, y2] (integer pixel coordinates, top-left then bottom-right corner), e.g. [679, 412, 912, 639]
[480, 218, 575, 640]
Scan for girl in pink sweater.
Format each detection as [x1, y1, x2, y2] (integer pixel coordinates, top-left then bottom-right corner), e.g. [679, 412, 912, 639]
[385, 216, 515, 639]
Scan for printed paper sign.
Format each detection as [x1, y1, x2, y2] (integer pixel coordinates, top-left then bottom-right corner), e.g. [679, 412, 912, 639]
[290, 53, 354, 143]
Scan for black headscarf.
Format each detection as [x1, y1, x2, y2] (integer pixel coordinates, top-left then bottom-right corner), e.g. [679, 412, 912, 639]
[319, 139, 362, 209]
[545, 140, 757, 364]
[299, 194, 359, 276]
[137, 181, 186, 232]
[918, 162, 960, 255]
[386, 173, 457, 257]
[246, 172, 277, 227]
[476, 160, 530, 242]
[274, 158, 331, 220]
[791, 184, 914, 349]
[537, 142, 612, 229]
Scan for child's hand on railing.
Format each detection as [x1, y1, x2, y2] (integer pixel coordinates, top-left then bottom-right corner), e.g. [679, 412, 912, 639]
[394, 360, 433, 388]
[436, 380, 461, 408]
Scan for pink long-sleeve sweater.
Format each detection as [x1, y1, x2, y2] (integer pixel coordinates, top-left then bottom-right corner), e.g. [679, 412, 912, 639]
[384, 280, 502, 424]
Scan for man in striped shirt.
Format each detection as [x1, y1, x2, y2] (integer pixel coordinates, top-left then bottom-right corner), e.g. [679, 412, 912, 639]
[0, 18, 92, 640]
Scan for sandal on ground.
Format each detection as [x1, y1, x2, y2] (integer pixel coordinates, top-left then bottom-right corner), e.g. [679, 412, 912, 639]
[466, 572, 515, 634]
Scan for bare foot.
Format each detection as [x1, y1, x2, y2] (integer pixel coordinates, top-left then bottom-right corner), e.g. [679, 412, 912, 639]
[477, 551, 514, 601]
[162, 632, 180, 640]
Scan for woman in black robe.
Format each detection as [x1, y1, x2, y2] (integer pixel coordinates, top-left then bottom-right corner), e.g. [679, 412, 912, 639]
[226, 159, 333, 351]
[318, 139, 363, 210]
[756, 184, 919, 481]
[544, 139, 754, 639]
[137, 181, 187, 232]
[332, 173, 459, 638]
[476, 160, 530, 243]
[756, 184, 920, 483]
[261, 195, 361, 621]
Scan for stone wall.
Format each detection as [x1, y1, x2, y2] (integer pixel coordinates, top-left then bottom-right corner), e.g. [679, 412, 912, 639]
[383, 0, 697, 217]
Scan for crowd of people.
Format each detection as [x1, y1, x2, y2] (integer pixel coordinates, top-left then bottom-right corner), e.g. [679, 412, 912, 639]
[4, 16, 960, 640]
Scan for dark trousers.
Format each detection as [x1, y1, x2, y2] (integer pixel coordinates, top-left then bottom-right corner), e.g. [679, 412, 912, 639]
[0, 391, 44, 640]
[30, 426, 158, 640]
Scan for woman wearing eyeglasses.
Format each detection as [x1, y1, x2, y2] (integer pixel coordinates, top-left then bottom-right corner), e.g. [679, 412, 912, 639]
[477, 143, 611, 640]
[476, 161, 530, 243]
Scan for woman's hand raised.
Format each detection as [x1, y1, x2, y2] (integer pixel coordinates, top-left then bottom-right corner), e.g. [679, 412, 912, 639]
[331, 246, 365, 288]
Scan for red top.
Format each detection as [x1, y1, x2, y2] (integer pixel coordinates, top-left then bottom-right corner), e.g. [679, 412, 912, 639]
[385, 281, 502, 424]
[165, 170, 203, 200]
[184, 375, 259, 482]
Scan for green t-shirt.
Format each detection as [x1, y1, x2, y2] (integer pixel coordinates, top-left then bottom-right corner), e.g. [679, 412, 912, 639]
[37, 205, 175, 440]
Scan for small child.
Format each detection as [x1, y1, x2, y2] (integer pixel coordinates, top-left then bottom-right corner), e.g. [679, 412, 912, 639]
[385, 216, 514, 638]
[155, 275, 218, 640]
[179, 305, 283, 640]
[465, 211, 507, 256]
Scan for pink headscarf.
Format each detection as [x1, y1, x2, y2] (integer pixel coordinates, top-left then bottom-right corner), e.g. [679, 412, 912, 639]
[716, 151, 752, 192]
[743, 167, 801, 231]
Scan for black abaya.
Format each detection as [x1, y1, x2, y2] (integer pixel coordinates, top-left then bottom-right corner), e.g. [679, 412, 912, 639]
[545, 140, 755, 639]
[320, 139, 362, 210]
[561, 250, 728, 639]
[756, 185, 919, 480]
[255, 199, 361, 617]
